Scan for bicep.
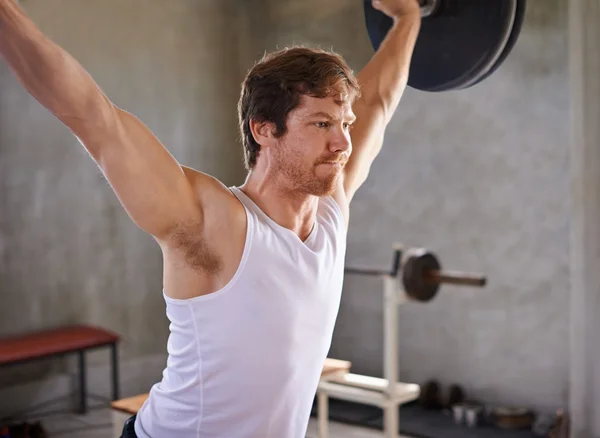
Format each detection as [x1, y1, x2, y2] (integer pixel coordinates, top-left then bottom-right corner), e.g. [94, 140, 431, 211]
[72, 105, 201, 239]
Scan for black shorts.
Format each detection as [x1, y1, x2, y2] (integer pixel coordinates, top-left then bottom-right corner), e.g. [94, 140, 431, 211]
[120, 415, 138, 438]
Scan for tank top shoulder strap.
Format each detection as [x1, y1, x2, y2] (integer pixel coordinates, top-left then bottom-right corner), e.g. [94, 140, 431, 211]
[229, 186, 261, 221]
[318, 195, 347, 236]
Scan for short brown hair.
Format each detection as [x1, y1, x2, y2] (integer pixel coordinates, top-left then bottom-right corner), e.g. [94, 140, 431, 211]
[237, 46, 361, 170]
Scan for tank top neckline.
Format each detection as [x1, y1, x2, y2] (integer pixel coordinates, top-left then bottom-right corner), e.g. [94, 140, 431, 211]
[230, 186, 319, 246]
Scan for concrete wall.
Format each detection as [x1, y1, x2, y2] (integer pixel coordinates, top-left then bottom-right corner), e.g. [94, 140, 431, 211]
[262, 0, 569, 412]
[0, 0, 245, 394]
[568, 1, 600, 435]
[1, 0, 569, 416]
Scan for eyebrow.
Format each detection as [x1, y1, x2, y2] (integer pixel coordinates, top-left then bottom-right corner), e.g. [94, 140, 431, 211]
[307, 111, 357, 123]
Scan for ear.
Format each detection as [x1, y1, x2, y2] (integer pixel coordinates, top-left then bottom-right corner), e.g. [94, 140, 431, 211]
[249, 119, 277, 148]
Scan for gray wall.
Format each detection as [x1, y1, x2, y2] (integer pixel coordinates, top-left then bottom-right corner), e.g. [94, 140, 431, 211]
[261, 0, 569, 412]
[0, 0, 245, 388]
[1, 0, 569, 414]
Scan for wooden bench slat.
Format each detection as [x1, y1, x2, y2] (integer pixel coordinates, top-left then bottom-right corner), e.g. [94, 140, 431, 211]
[111, 394, 149, 415]
[0, 325, 120, 365]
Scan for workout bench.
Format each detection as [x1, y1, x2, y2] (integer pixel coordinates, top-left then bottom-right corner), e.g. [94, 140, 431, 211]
[0, 324, 121, 414]
[110, 358, 352, 436]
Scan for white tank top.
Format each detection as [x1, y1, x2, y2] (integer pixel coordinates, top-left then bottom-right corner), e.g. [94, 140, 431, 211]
[135, 187, 347, 438]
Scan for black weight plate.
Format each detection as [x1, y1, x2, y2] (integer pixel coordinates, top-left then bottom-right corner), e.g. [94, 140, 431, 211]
[454, 0, 518, 89]
[401, 250, 441, 302]
[364, 0, 518, 92]
[464, 0, 526, 88]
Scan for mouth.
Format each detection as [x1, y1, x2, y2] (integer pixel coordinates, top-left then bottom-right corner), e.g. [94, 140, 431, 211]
[318, 162, 343, 171]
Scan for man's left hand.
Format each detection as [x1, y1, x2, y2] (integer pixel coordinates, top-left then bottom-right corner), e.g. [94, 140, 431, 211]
[371, 0, 421, 20]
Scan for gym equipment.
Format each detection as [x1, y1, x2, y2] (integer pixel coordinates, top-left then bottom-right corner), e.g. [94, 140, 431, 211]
[345, 246, 486, 302]
[364, 0, 527, 92]
[317, 244, 486, 438]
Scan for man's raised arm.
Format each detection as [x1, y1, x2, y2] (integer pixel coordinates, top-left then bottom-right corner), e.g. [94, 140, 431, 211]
[343, 0, 421, 201]
[0, 0, 204, 241]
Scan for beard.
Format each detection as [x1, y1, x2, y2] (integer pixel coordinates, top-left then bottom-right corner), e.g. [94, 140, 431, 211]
[273, 145, 342, 197]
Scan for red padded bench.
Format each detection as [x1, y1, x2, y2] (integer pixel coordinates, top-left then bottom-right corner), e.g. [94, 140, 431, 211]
[0, 324, 121, 414]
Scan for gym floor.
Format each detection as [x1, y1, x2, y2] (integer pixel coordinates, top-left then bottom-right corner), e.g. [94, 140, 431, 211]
[36, 407, 413, 438]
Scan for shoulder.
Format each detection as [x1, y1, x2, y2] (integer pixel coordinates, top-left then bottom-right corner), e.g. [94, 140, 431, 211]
[181, 166, 243, 212]
[171, 166, 246, 244]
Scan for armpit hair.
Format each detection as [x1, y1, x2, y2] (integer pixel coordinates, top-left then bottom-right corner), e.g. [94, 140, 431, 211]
[169, 221, 222, 274]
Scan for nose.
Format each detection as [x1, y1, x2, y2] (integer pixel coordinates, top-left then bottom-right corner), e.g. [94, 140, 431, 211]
[329, 126, 352, 154]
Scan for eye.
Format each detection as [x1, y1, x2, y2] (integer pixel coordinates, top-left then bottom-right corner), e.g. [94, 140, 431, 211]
[316, 122, 330, 128]
[344, 122, 354, 131]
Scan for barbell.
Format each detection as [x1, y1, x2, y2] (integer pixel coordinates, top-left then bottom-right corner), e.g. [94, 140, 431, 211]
[345, 246, 486, 302]
[364, 0, 527, 91]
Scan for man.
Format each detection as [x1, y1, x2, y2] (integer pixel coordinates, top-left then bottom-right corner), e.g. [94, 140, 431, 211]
[0, 0, 420, 436]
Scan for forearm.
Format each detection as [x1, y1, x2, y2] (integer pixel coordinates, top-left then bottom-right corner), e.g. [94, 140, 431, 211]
[343, 9, 421, 198]
[356, 12, 420, 123]
[0, 0, 108, 126]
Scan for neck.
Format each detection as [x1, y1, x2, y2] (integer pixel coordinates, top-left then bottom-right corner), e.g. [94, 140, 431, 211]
[241, 171, 319, 241]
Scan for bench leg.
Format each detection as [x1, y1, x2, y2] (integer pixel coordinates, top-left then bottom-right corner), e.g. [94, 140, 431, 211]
[78, 350, 87, 415]
[384, 403, 399, 438]
[111, 343, 120, 401]
[317, 391, 329, 438]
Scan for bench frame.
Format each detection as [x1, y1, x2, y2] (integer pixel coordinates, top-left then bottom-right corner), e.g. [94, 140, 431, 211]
[0, 326, 120, 415]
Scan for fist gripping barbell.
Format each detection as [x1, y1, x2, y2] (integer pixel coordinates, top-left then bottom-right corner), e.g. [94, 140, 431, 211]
[345, 246, 486, 302]
[364, 0, 527, 91]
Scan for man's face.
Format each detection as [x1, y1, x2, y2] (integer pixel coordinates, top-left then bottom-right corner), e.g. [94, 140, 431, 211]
[273, 94, 355, 196]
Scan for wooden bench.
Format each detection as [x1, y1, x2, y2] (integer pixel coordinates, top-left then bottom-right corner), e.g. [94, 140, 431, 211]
[0, 324, 121, 414]
[110, 358, 351, 434]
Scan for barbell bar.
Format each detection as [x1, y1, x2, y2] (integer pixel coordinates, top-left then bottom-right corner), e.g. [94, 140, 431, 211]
[364, 0, 527, 92]
[344, 264, 486, 287]
[425, 269, 486, 287]
[345, 247, 487, 302]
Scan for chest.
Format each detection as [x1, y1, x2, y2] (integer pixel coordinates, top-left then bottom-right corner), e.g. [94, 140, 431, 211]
[241, 237, 344, 337]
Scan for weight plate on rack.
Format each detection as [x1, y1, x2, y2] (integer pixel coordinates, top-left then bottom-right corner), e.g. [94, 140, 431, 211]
[401, 249, 441, 302]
